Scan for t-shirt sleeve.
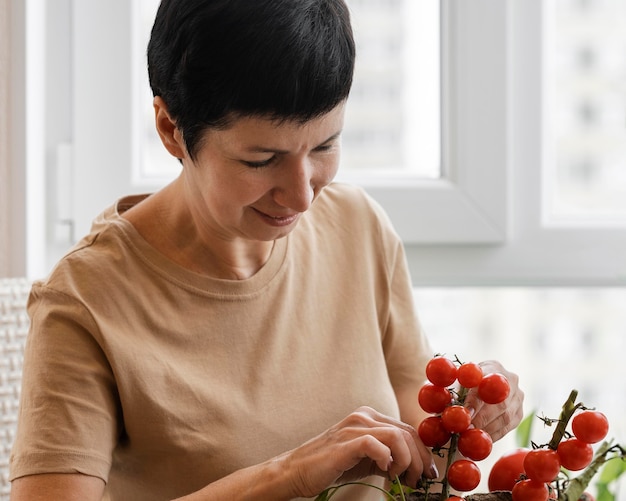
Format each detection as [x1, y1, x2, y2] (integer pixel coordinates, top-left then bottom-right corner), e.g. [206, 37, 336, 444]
[381, 237, 433, 390]
[9, 283, 120, 482]
[358, 191, 433, 391]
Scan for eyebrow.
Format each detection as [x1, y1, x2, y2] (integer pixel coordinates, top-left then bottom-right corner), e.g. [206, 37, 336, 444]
[244, 131, 343, 154]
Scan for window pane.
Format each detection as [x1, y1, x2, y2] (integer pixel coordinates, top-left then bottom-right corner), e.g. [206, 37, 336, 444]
[548, 0, 626, 222]
[132, 0, 441, 183]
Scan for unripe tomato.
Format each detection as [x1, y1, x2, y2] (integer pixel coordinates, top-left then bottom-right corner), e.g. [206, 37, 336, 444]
[488, 448, 529, 491]
[426, 356, 458, 387]
[478, 373, 510, 405]
[457, 362, 484, 388]
[447, 459, 481, 492]
[572, 411, 609, 444]
[512, 478, 549, 501]
[418, 416, 451, 448]
[442, 405, 472, 433]
[458, 428, 493, 461]
[523, 448, 561, 482]
[557, 438, 593, 471]
[418, 383, 452, 414]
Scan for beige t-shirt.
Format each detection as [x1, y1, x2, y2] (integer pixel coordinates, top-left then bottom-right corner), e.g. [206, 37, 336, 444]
[10, 183, 432, 500]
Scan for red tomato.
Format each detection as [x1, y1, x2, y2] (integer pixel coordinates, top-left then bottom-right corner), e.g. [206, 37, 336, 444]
[458, 428, 493, 461]
[426, 356, 458, 387]
[523, 448, 561, 482]
[418, 416, 452, 448]
[442, 405, 472, 433]
[572, 411, 609, 444]
[418, 383, 452, 414]
[457, 362, 484, 389]
[557, 438, 593, 471]
[488, 448, 529, 491]
[447, 459, 481, 492]
[512, 479, 549, 501]
[478, 373, 510, 405]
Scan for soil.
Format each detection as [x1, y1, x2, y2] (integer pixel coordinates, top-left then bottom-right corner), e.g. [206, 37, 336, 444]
[397, 492, 512, 501]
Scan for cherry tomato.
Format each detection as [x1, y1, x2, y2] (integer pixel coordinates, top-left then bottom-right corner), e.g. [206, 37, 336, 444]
[426, 356, 458, 387]
[523, 448, 561, 482]
[557, 438, 593, 471]
[512, 478, 549, 501]
[457, 362, 484, 389]
[442, 405, 472, 433]
[418, 383, 452, 414]
[478, 373, 510, 405]
[572, 411, 609, 444]
[458, 428, 493, 461]
[488, 448, 529, 491]
[418, 416, 452, 448]
[447, 459, 481, 492]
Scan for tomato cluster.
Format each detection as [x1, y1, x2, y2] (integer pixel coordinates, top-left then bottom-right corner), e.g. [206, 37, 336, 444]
[488, 408, 610, 501]
[417, 356, 511, 493]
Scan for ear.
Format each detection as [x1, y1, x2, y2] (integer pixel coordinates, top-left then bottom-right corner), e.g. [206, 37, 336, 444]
[153, 96, 187, 160]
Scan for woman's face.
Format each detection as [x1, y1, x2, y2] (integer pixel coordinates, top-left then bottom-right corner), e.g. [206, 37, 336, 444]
[181, 104, 345, 243]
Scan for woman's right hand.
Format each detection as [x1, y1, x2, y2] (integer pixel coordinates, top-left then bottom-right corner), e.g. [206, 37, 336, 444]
[280, 406, 438, 498]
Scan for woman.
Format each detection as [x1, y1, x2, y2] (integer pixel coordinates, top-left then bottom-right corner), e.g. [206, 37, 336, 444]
[10, 1, 523, 500]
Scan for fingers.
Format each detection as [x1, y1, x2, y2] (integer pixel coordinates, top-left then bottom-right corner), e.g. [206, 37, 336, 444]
[334, 407, 436, 486]
[463, 361, 525, 443]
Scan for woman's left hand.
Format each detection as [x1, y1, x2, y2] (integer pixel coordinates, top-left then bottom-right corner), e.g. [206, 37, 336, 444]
[463, 360, 525, 442]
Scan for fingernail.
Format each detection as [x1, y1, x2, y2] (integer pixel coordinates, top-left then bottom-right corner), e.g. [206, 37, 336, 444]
[429, 462, 439, 478]
[467, 407, 476, 418]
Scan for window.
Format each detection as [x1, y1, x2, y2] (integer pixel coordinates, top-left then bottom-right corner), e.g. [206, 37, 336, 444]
[15, 0, 626, 284]
[135, 0, 441, 183]
[11, 3, 626, 497]
[546, 0, 626, 222]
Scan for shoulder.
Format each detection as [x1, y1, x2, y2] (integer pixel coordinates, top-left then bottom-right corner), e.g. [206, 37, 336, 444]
[307, 183, 401, 251]
[310, 182, 395, 233]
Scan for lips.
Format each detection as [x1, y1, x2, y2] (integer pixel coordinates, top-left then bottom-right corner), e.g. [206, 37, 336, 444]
[253, 208, 300, 227]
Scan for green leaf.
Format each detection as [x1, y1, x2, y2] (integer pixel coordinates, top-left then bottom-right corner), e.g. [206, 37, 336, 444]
[597, 456, 626, 484]
[595, 483, 613, 501]
[515, 410, 535, 448]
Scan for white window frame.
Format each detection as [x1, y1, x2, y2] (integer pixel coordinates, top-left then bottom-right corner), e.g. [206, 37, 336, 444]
[11, 0, 626, 285]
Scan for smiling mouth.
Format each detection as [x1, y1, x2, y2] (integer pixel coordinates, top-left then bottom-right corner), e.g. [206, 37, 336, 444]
[253, 208, 300, 227]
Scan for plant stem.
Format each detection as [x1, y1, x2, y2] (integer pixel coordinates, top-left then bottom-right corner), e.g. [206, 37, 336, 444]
[548, 389, 580, 450]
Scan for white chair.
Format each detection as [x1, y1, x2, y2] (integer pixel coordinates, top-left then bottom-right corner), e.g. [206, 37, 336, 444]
[0, 279, 31, 501]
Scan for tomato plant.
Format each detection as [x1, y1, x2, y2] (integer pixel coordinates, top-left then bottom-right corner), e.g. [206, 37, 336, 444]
[441, 405, 472, 434]
[425, 356, 458, 387]
[512, 478, 549, 501]
[447, 459, 481, 492]
[572, 411, 609, 444]
[523, 448, 561, 482]
[456, 362, 483, 389]
[418, 416, 451, 448]
[477, 372, 510, 405]
[457, 428, 492, 461]
[488, 448, 529, 491]
[418, 383, 452, 414]
[557, 438, 594, 471]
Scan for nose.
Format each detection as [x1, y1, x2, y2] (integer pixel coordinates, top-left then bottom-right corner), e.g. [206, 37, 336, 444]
[273, 157, 316, 213]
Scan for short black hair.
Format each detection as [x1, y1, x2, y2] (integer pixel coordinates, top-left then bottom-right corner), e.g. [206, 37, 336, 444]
[147, 0, 356, 159]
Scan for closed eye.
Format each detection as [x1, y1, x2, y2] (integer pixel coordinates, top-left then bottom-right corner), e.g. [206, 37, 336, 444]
[242, 157, 276, 168]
